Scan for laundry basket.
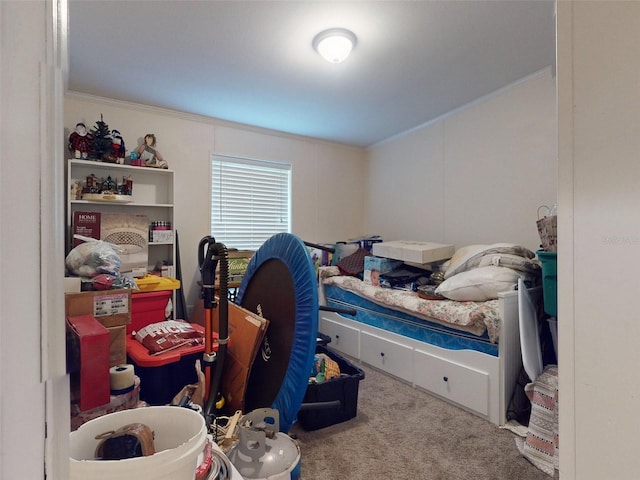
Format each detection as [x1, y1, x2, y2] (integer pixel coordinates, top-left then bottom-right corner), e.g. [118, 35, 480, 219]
[69, 406, 206, 480]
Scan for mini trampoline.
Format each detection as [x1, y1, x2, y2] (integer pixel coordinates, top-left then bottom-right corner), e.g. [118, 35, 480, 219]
[235, 233, 319, 432]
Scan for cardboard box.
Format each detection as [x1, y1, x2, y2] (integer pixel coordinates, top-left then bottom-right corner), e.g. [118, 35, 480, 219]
[363, 256, 403, 286]
[64, 276, 82, 293]
[215, 250, 253, 286]
[372, 241, 455, 264]
[212, 301, 268, 413]
[65, 289, 132, 328]
[107, 325, 127, 367]
[72, 211, 149, 274]
[67, 315, 111, 411]
[151, 229, 174, 243]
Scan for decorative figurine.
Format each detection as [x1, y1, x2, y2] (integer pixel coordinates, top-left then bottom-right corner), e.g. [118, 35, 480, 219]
[85, 174, 99, 194]
[70, 180, 83, 200]
[111, 129, 126, 164]
[68, 122, 93, 159]
[135, 133, 168, 169]
[117, 176, 133, 196]
[101, 175, 117, 194]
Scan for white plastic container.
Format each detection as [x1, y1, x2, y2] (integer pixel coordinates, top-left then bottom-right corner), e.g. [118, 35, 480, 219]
[69, 406, 206, 480]
[548, 317, 558, 361]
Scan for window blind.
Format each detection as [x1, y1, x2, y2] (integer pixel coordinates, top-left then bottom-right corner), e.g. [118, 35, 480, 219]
[211, 155, 291, 250]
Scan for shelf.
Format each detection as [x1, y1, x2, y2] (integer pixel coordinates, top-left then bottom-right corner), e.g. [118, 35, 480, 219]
[68, 158, 174, 175]
[70, 200, 173, 208]
[67, 157, 175, 279]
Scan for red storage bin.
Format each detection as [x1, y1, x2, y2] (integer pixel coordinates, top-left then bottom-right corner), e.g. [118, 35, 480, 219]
[126, 324, 217, 405]
[128, 290, 172, 334]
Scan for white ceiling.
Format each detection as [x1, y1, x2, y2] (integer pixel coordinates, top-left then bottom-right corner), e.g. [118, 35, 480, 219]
[68, 0, 556, 148]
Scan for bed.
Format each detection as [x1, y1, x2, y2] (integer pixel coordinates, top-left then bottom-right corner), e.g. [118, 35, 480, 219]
[317, 262, 540, 426]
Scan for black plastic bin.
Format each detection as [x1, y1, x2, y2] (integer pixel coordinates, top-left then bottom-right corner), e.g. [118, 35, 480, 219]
[298, 345, 365, 431]
[316, 332, 332, 346]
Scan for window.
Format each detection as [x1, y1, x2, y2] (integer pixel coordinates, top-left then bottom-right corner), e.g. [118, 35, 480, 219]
[211, 154, 291, 250]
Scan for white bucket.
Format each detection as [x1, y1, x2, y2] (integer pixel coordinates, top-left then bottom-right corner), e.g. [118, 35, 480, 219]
[69, 406, 206, 480]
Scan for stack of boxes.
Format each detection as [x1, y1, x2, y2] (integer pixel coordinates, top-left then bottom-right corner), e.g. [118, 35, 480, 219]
[66, 289, 133, 425]
[364, 241, 455, 289]
[66, 289, 131, 378]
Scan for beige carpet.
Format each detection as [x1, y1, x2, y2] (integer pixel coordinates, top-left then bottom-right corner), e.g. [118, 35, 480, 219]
[290, 357, 557, 480]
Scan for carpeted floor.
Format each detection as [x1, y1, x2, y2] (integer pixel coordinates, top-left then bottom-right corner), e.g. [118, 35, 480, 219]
[290, 358, 557, 480]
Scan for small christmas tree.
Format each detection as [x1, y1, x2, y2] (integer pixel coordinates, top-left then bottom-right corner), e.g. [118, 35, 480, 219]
[89, 114, 113, 160]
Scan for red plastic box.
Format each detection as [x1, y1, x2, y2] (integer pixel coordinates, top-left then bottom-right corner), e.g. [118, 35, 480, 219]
[128, 290, 172, 334]
[126, 324, 217, 405]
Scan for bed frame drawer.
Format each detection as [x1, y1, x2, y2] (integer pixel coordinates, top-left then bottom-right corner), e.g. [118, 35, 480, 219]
[319, 316, 360, 358]
[360, 331, 413, 382]
[413, 348, 489, 417]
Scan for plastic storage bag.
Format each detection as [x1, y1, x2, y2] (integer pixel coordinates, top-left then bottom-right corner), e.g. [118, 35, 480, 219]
[66, 235, 123, 277]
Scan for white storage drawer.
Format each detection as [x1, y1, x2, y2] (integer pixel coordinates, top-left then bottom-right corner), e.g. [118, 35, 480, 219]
[319, 316, 360, 359]
[360, 331, 412, 382]
[413, 348, 489, 417]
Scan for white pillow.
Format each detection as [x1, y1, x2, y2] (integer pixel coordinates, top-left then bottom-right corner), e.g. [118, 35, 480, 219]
[476, 253, 541, 274]
[444, 244, 487, 269]
[435, 266, 522, 301]
[444, 243, 536, 279]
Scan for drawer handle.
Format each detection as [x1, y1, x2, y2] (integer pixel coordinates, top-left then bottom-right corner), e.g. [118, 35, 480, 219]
[443, 376, 448, 382]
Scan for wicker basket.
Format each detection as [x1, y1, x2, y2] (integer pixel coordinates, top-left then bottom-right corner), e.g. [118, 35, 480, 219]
[537, 208, 557, 252]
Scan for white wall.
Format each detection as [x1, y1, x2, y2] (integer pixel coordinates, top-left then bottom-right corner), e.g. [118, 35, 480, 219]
[364, 68, 557, 252]
[558, 2, 640, 478]
[64, 95, 366, 311]
[1, 2, 48, 479]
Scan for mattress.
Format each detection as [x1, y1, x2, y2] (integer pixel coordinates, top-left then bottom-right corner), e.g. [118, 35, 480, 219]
[321, 267, 502, 337]
[322, 276, 502, 357]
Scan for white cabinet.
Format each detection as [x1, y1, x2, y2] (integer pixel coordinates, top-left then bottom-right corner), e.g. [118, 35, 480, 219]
[66, 159, 175, 274]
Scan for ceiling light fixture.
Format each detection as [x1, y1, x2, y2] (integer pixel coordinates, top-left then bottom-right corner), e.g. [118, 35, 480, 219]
[313, 28, 357, 64]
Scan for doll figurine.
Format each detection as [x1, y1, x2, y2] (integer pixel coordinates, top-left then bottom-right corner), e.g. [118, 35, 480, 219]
[135, 133, 168, 169]
[111, 129, 126, 164]
[68, 122, 93, 159]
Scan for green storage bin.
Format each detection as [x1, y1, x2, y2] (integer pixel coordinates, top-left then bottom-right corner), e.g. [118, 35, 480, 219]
[537, 250, 557, 317]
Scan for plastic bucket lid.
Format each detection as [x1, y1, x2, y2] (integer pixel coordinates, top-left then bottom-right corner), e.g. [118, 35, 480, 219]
[69, 406, 206, 480]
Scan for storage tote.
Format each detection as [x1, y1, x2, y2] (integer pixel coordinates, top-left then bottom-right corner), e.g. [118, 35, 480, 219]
[298, 345, 364, 431]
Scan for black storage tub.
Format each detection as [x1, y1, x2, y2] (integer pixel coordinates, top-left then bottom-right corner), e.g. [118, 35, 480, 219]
[298, 344, 365, 431]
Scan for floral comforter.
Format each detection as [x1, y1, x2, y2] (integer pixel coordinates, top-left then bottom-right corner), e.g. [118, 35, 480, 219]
[320, 267, 502, 343]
